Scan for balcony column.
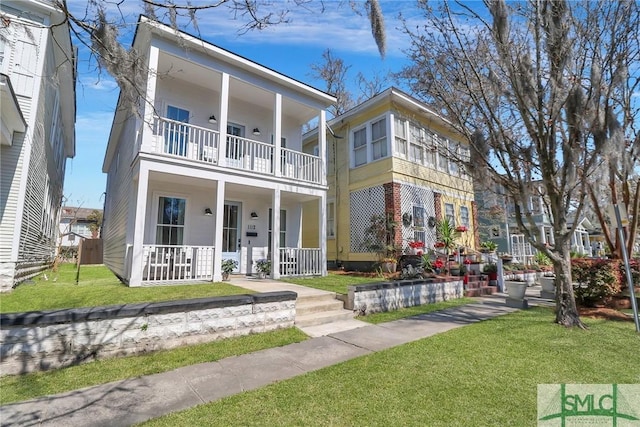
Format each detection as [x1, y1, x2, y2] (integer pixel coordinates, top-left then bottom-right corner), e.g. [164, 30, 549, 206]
[140, 45, 159, 152]
[319, 193, 327, 276]
[218, 73, 230, 162]
[539, 225, 547, 245]
[271, 188, 281, 279]
[129, 162, 150, 287]
[212, 180, 226, 282]
[273, 93, 282, 177]
[318, 109, 327, 186]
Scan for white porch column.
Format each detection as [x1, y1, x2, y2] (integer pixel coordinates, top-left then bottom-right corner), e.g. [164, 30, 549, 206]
[218, 73, 230, 162]
[319, 193, 327, 276]
[140, 45, 159, 152]
[271, 188, 281, 279]
[273, 93, 282, 177]
[213, 180, 226, 282]
[318, 109, 327, 186]
[129, 163, 150, 287]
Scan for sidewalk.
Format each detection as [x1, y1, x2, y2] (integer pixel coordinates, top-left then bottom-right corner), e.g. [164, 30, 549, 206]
[1, 294, 525, 427]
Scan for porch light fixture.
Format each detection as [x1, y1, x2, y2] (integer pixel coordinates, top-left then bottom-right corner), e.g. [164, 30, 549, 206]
[250, 211, 259, 219]
[208, 115, 217, 124]
[204, 208, 213, 216]
[252, 128, 261, 136]
[427, 216, 437, 228]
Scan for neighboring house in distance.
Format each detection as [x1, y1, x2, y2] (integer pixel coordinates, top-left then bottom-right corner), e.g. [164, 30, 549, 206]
[58, 206, 102, 255]
[302, 87, 477, 270]
[0, 1, 76, 291]
[475, 181, 594, 263]
[101, 16, 335, 286]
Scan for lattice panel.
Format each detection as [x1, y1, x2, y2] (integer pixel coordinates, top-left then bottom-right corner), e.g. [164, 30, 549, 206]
[350, 186, 385, 252]
[399, 183, 436, 251]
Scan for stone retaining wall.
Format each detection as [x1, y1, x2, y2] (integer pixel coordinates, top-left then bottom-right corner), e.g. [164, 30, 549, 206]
[347, 278, 463, 315]
[0, 291, 296, 376]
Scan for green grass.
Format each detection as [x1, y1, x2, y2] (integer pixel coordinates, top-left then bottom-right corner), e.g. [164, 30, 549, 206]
[0, 327, 308, 404]
[359, 297, 476, 324]
[0, 264, 252, 313]
[142, 308, 639, 426]
[281, 272, 386, 295]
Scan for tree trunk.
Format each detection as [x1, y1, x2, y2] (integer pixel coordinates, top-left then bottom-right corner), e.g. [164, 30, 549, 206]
[553, 254, 586, 329]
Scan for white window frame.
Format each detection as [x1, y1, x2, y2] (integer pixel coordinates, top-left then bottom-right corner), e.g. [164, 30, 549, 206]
[394, 117, 407, 158]
[371, 117, 387, 160]
[460, 206, 470, 228]
[445, 203, 455, 226]
[327, 200, 336, 239]
[437, 135, 449, 172]
[153, 193, 189, 246]
[352, 126, 367, 167]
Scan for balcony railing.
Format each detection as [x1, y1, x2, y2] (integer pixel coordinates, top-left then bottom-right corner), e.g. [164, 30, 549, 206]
[142, 245, 214, 282]
[278, 247, 322, 276]
[151, 116, 323, 184]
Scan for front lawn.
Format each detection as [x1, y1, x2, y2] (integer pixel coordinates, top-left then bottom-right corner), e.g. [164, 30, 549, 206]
[0, 264, 252, 313]
[142, 308, 639, 426]
[282, 271, 386, 295]
[360, 297, 476, 324]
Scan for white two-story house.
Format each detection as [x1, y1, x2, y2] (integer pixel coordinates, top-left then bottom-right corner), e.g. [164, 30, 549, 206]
[0, 0, 76, 291]
[102, 17, 335, 286]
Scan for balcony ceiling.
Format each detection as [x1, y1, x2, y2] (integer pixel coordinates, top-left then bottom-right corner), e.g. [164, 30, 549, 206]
[157, 52, 317, 123]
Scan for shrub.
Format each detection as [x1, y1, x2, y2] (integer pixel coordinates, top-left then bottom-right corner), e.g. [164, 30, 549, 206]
[571, 258, 622, 306]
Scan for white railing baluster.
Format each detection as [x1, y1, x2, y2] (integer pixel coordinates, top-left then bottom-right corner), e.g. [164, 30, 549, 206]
[278, 247, 322, 277]
[142, 244, 215, 283]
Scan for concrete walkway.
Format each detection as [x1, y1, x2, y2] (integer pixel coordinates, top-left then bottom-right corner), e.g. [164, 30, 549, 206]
[0, 295, 523, 427]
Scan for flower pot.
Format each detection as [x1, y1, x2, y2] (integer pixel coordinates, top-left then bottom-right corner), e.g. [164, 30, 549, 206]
[540, 276, 555, 293]
[381, 262, 397, 273]
[257, 271, 267, 279]
[505, 281, 527, 300]
[222, 272, 230, 281]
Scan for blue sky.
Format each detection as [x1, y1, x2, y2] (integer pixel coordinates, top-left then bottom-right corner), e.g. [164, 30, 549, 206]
[64, 1, 424, 209]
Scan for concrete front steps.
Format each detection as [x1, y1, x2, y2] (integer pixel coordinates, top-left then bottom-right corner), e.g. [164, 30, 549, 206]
[295, 292, 356, 328]
[464, 274, 498, 297]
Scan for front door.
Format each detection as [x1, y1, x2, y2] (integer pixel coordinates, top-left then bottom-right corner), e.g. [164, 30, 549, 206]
[222, 202, 241, 272]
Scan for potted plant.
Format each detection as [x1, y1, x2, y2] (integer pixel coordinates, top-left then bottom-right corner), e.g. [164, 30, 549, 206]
[449, 262, 462, 276]
[221, 259, 238, 281]
[254, 259, 271, 278]
[432, 258, 444, 275]
[482, 263, 498, 281]
[408, 240, 425, 255]
[480, 240, 498, 253]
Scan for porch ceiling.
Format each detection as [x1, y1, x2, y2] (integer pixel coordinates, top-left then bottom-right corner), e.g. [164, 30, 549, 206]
[157, 51, 318, 123]
[147, 172, 321, 204]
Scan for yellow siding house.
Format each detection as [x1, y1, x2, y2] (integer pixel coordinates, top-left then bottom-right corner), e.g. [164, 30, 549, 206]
[303, 87, 477, 270]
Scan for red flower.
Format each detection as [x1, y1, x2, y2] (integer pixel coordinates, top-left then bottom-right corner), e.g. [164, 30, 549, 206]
[434, 241, 445, 248]
[455, 225, 468, 232]
[408, 241, 424, 248]
[463, 258, 472, 264]
[433, 259, 444, 269]
[417, 250, 423, 256]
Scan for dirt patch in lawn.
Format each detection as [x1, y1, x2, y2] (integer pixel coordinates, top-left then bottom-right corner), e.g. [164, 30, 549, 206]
[578, 307, 633, 322]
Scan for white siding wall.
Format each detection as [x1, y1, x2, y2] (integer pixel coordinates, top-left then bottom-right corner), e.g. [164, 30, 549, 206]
[102, 115, 137, 280]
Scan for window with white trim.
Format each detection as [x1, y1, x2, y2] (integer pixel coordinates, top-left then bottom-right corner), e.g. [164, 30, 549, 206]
[438, 135, 449, 171]
[460, 206, 470, 228]
[424, 130, 436, 167]
[353, 127, 367, 167]
[445, 203, 455, 226]
[156, 197, 185, 245]
[394, 117, 407, 157]
[327, 201, 335, 238]
[448, 140, 459, 175]
[371, 117, 387, 160]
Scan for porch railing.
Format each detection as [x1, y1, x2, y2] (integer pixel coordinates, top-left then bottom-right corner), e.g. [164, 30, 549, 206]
[281, 149, 323, 184]
[142, 245, 214, 282]
[278, 247, 322, 276]
[150, 116, 322, 184]
[153, 117, 220, 165]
